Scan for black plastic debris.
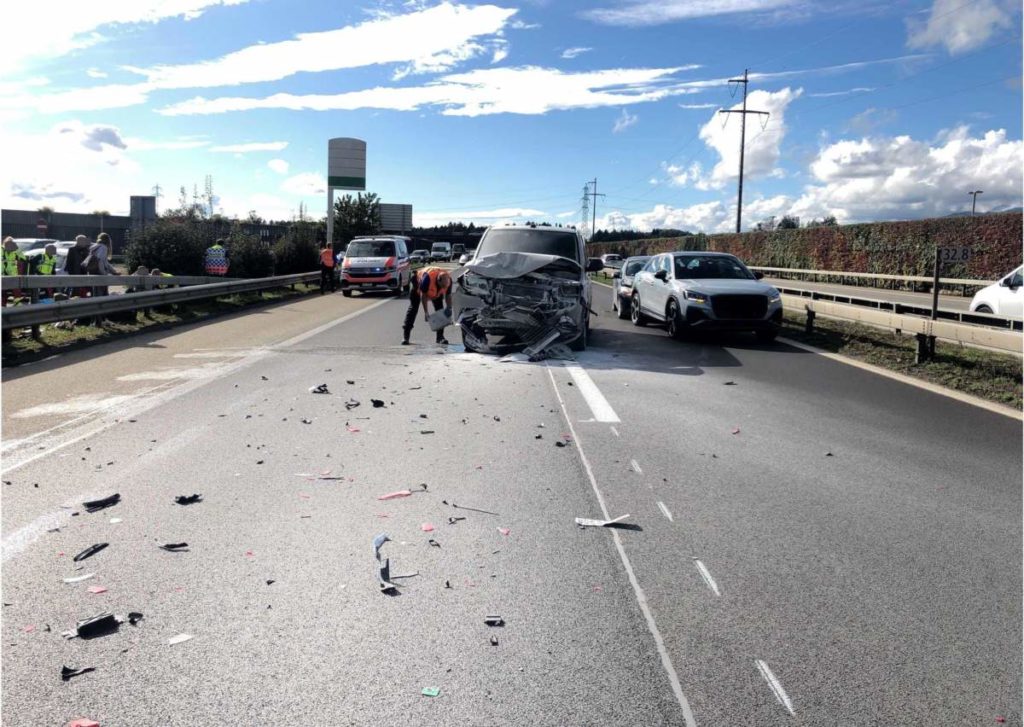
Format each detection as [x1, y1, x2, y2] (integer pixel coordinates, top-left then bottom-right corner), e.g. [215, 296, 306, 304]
[555, 441, 568, 448]
[82, 494, 120, 513]
[444, 501, 498, 516]
[300, 419, 313, 425]
[420, 430, 435, 435]
[419, 414, 428, 419]
[493, 416, 501, 422]
[61, 665, 96, 681]
[447, 517, 466, 525]
[484, 616, 504, 627]
[535, 434, 543, 440]
[127, 612, 144, 626]
[266, 580, 275, 586]
[825, 452, 834, 457]
[346, 380, 355, 385]
[256, 460, 264, 465]
[723, 381, 737, 386]
[159, 543, 189, 552]
[379, 558, 397, 594]
[68, 612, 120, 639]
[444, 580, 452, 589]
[371, 399, 386, 408]
[72, 543, 108, 562]
[345, 399, 361, 410]
[489, 636, 499, 646]
[309, 384, 330, 395]
[175, 494, 203, 505]
[261, 375, 269, 381]
[428, 539, 441, 548]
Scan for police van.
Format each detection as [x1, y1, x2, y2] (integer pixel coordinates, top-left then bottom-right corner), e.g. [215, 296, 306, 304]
[340, 235, 413, 297]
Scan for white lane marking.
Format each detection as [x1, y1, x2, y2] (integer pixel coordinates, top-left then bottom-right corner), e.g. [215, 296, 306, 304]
[2, 298, 393, 475]
[546, 365, 697, 727]
[755, 660, 795, 715]
[562, 362, 620, 423]
[656, 501, 673, 522]
[693, 559, 721, 597]
[630, 459, 643, 474]
[778, 336, 1022, 421]
[610, 426, 620, 437]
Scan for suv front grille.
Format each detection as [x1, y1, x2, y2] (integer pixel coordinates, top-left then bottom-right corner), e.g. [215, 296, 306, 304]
[710, 294, 767, 320]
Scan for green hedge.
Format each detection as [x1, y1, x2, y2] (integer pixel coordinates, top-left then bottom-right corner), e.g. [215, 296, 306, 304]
[588, 212, 1022, 280]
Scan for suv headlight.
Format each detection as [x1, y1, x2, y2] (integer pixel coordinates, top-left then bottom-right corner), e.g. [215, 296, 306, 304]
[768, 290, 781, 304]
[684, 290, 709, 304]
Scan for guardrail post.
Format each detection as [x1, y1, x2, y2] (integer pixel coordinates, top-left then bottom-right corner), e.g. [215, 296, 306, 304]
[915, 333, 930, 364]
[805, 309, 815, 333]
[29, 288, 40, 340]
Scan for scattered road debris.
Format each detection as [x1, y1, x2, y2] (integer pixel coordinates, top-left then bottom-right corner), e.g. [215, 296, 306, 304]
[175, 494, 203, 505]
[371, 399, 386, 408]
[159, 543, 189, 552]
[345, 399, 361, 410]
[346, 426, 361, 433]
[266, 580, 275, 586]
[498, 528, 510, 536]
[731, 427, 741, 435]
[168, 634, 193, 646]
[72, 543, 109, 562]
[422, 687, 441, 697]
[555, 441, 569, 448]
[490, 636, 499, 646]
[300, 419, 313, 425]
[378, 558, 398, 594]
[373, 533, 391, 559]
[309, 384, 330, 394]
[127, 612, 144, 626]
[63, 574, 96, 584]
[64, 612, 121, 640]
[82, 494, 120, 513]
[66, 719, 100, 727]
[443, 501, 498, 516]
[420, 430, 435, 435]
[484, 616, 504, 627]
[109, 518, 122, 524]
[86, 586, 108, 595]
[377, 484, 428, 500]
[421, 523, 435, 532]
[61, 666, 96, 682]
[723, 381, 737, 385]
[445, 580, 452, 589]
[825, 452, 834, 457]
[428, 539, 441, 548]
[346, 380, 355, 385]
[575, 514, 631, 528]
[447, 517, 466, 525]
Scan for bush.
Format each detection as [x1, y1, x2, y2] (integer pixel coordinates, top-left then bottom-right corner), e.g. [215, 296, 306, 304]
[226, 231, 275, 278]
[125, 221, 209, 276]
[272, 234, 319, 275]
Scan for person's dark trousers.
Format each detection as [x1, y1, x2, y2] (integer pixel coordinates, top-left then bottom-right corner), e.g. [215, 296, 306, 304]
[320, 264, 335, 294]
[402, 286, 445, 343]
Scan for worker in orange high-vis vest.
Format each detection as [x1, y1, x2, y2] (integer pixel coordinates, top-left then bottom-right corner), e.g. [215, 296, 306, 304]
[402, 266, 452, 345]
[319, 242, 336, 294]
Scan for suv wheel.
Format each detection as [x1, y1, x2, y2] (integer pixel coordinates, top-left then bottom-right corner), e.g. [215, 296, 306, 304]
[631, 294, 647, 326]
[755, 327, 778, 343]
[667, 300, 687, 340]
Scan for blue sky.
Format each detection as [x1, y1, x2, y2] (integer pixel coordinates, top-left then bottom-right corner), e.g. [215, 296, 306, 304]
[0, 0, 1020, 232]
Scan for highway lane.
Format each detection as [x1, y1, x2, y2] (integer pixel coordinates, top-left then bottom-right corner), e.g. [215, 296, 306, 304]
[1, 289, 1020, 726]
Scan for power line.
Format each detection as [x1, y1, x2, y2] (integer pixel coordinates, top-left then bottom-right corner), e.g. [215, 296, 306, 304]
[585, 178, 606, 241]
[719, 69, 769, 233]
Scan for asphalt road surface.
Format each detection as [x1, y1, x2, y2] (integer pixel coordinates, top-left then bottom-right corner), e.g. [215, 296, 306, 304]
[2, 287, 1020, 726]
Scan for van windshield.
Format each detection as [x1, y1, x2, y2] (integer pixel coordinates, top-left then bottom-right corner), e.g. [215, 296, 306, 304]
[347, 240, 395, 257]
[476, 229, 579, 262]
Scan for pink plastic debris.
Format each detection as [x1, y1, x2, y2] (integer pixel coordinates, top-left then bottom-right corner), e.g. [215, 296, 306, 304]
[561, 433, 572, 442]
[67, 719, 100, 727]
[730, 427, 741, 435]
[320, 469, 332, 476]
[593, 585, 604, 592]
[244, 550, 255, 557]
[421, 523, 435, 532]
[87, 586, 108, 595]
[498, 528, 511, 536]
[346, 426, 360, 433]
[22, 625, 35, 633]
[376, 513, 390, 518]
[298, 494, 311, 500]
[995, 718, 1006, 724]
[377, 490, 412, 500]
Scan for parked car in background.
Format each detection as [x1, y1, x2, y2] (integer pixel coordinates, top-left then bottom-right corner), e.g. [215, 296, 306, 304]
[601, 253, 623, 269]
[454, 224, 604, 354]
[458, 253, 471, 266]
[451, 243, 466, 261]
[970, 266, 1023, 319]
[409, 249, 428, 263]
[340, 235, 413, 297]
[12, 238, 57, 253]
[630, 251, 782, 342]
[611, 255, 651, 319]
[430, 242, 452, 262]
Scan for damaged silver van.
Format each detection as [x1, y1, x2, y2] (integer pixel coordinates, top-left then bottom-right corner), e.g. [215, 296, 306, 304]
[454, 225, 605, 355]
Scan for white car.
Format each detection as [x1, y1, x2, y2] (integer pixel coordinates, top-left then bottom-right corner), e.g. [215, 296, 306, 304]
[630, 251, 782, 342]
[601, 254, 623, 269]
[969, 267, 1023, 319]
[611, 255, 651, 319]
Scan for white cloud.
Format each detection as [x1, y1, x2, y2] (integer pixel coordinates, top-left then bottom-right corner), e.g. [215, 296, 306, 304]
[491, 42, 509, 63]
[267, 159, 290, 174]
[1, 0, 250, 76]
[414, 207, 549, 226]
[555, 210, 577, 218]
[583, 0, 798, 26]
[678, 102, 718, 109]
[124, 137, 209, 151]
[807, 87, 874, 98]
[907, 0, 1014, 54]
[561, 47, 593, 59]
[662, 161, 704, 186]
[158, 65, 704, 117]
[130, 2, 515, 87]
[209, 141, 288, 152]
[86, 68, 108, 79]
[613, 108, 638, 133]
[697, 86, 802, 189]
[280, 172, 326, 196]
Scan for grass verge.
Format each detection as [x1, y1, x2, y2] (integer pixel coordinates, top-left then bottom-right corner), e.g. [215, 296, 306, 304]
[780, 311, 1022, 410]
[3, 284, 319, 364]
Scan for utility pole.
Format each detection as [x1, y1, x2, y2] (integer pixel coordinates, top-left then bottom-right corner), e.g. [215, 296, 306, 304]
[719, 69, 769, 233]
[968, 189, 983, 217]
[580, 184, 590, 238]
[585, 178, 605, 242]
[152, 183, 163, 213]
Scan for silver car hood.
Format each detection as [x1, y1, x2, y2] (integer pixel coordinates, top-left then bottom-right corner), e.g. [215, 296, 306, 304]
[460, 251, 581, 279]
[675, 278, 777, 295]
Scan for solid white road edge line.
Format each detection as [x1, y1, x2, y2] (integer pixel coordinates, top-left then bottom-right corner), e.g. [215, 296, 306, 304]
[755, 659, 795, 715]
[561, 362, 621, 423]
[2, 298, 393, 475]
[546, 364, 698, 727]
[2, 299, 394, 560]
[777, 336, 1022, 421]
[657, 501, 673, 522]
[693, 559, 721, 597]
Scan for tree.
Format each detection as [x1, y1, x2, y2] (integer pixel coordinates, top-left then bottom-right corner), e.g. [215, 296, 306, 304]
[778, 215, 800, 229]
[805, 215, 838, 228]
[125, 220, 208, 275]
[332, 192, 381, 244]
[226, 227, 274, 278]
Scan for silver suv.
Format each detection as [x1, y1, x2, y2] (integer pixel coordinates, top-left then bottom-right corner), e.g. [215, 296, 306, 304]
[454, 225, 604, 353]
[630, 251, 782, 341]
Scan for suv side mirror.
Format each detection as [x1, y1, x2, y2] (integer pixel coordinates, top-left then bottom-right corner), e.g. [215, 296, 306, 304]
[586, 258, 605, 273]
[654, 269, 668, 281]
[612, 271, 621, 279]
[753, 271, 764, 280]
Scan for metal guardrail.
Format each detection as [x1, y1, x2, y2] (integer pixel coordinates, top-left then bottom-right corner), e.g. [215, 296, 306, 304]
[749, 266, 991, 288]
[781, 293, 1022, 356]
[2, 272, 318, 330]
[2, 274, 227, 290]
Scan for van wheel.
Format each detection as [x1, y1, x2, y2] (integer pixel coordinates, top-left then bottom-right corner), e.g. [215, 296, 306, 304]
[342, 290, 352, 298]
[569, 319, 588, 351]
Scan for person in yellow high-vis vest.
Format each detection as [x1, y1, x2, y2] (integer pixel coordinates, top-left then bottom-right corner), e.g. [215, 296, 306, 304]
[33, 243, 60, 298]
[2, 236, 27, 307]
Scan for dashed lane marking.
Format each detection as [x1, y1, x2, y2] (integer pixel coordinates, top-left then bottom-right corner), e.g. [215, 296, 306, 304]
[693, 559, 721, 597]
[657, 501, 673, 522]
[755, 660, 795, 715]
[630, 459, 643, 474]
